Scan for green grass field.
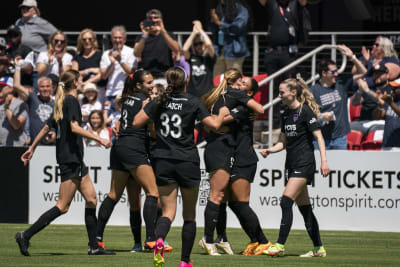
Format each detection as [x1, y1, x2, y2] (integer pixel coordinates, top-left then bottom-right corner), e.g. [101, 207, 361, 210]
[1, 224, 399, 267]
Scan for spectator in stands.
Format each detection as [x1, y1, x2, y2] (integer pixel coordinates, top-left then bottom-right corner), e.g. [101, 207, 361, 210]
[357, 67, 400, 150]
[258, 0, 309, 130]
[101, 25, 137, 118]
[36, 31, 72, 78]
[13, 56, 55, 145]
[6, 25, 32, 60]
[105, 94, 122, 127]
[84, 110, 110, 147]
[183, 20, 216, 97]
[310, 45, 367, 150]
[15, 0, 57, 53]
[134, 9, 179, 86]
[356, 36, 400, 87]
[210, 0, 250, 75]
[81, 82, 102, 124]
[6, 25, 34, 87]
[72, 29, 104, 103]
[0, 75, 28, 147]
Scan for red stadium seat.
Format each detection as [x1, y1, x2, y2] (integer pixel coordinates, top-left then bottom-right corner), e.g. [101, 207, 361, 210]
[347, 130, 363, 150]
[360, 130, 383, 150]
[348, 97, 362, 122]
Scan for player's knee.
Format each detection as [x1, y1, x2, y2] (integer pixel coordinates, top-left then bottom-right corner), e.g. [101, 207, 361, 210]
[56, 203, 70, 214]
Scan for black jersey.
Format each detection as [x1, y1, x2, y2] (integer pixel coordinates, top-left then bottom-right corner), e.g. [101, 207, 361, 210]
[281, 104, 320, 168]
[47, 95, 84, 164]
[116, 92, 148, 153]
[144, 92, 210, 163]
[231, 105, 258, 166]
[207, 87, 251, 144]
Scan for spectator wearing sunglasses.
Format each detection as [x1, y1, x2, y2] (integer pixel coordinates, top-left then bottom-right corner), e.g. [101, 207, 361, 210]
[15, 0, 57, 53]
[310, 45, 366, 150]
[183, 20, 215, 98]
[36, 31, 72, 78]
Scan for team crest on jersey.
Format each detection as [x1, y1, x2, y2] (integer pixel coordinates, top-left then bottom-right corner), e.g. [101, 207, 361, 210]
[293, 113, 298, 122]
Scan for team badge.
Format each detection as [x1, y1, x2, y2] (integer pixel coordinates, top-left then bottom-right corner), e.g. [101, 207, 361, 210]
[293, 113, 298, 122]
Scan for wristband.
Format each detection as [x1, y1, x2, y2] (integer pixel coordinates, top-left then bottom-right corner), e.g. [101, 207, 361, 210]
[142, 34, 148, 39]
[202, 34, 208, 39]
[84, 69, 89, 75]
[15, 65, 21, 71]
[351, 54, 357, 61]
[119, 61, 124, 65]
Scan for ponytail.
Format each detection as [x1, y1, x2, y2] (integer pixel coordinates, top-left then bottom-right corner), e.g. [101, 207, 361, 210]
[202, 68, 242, 111]
[282, 78, 320, 118]
[53, 70, 80, 123]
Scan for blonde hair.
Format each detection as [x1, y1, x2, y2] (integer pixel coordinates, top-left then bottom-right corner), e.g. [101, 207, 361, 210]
[202, 68, 242, 111]
[48, 31, 68, 54]
[53, 70, 80, 122]
[376, 36, 398, 59]
[282, 78, 320, 118]
[76, 28, 98, 54]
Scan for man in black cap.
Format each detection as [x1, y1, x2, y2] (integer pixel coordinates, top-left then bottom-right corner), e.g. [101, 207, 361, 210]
[6, 25, 32, 60]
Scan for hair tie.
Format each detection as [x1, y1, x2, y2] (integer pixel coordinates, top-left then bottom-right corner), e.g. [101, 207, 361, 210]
[129, 74, 133, 79]
[176, 66, 188, 82]
[58, 82, 65, 88]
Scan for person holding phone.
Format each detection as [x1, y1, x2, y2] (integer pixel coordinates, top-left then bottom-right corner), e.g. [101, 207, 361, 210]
[134, 9, 180, 86]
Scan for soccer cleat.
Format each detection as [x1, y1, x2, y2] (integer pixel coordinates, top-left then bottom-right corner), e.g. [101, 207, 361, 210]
[241, 242, 259, 255]
[154, 238, 165, 267]
[178, 261, 193, 267]
[164, 241, 173, 252]
[214, 240, 234, 255]
[97, 241, 105, 249]
[15, 232, 30, 256]
[145, 240, 157, 250]
[198, 238, 220, 256]
[131, 242, 143, 252]
[300, 246, 327, 258]
[253, 242, 272, 256]
[88, 246, 116, 255]
[262, 243, 285, 256]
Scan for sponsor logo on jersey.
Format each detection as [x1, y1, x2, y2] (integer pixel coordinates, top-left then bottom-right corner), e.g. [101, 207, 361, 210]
[309, 117, 316, 124]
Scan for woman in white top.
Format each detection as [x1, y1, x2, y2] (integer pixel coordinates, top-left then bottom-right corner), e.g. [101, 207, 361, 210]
[85, 110, 110, 147]
[37, 31, 72, 78]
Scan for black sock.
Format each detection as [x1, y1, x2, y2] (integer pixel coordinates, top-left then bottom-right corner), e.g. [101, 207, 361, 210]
[204, 200, 219, 243]
[155, 216, 172, 240]
[216, 202, 228, 242]
[130, 209, 142, 244]
[299, 204, 322, 247]
[143, 195, 158, 241]
[85, 208, 98, 248]
[96, 196, 117, 241]
[277, 196, 294, 245]
[24, 206, 62, 240]
[181, 221, 196, 263]
[229, 201, 267, 243]
[157, 207, 162, 221]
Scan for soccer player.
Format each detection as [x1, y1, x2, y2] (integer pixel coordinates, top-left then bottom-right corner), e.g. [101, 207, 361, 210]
[133, 66, 229, 267]
[216, 77, 272, 255]
[96, 70, 160, 251]
[200, 69, 264, 256]
[260, 78, 330, 257]
[16, 70, 113, 256]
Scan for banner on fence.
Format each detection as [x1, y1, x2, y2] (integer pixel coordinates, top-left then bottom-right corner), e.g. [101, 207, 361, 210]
[29, 147, 400, 232]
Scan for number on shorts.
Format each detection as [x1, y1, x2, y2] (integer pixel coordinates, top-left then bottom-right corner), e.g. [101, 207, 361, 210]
[160, 113, 182, 138]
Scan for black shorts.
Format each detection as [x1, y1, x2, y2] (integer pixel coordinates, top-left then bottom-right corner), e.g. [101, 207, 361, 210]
[204, 139, 235, 173]
[110, 144, 150, 172]
[231, 163, 257, 183]
[59, 162, 89, 182]
[153, 158, 201, 188]
[285, 163, 316, 185]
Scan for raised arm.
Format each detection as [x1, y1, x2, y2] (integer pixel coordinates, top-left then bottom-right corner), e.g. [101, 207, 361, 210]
[312, 129, 330, 177]
[13, 57, 29, 101]
[156, 18, 180, 54]
[337, 44, 367, 80]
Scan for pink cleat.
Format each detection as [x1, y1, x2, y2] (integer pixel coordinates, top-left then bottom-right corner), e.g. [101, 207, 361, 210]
[178, 261, 193, 267]
[154, 238, 165, 267]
